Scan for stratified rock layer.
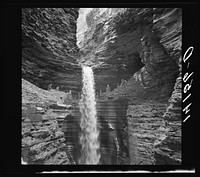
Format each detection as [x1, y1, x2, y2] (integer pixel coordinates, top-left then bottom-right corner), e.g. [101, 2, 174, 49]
[152, 8, 182, 165]
[77, 8, 150, 91]
[154, 75, 182, 165]
[21, 79, 76, 164]
[127, 102, 168, 165]
[22, 8, 81, 91]
[21, 7, 182, 165]
[77, 8, 182, 165]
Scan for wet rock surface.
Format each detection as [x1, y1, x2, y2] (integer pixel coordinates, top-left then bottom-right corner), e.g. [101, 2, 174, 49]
[67, 100, 130, 164]
[96, 100, 129, 164]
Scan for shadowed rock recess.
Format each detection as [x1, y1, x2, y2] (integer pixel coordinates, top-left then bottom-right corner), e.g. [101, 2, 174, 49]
[22, 8, 182, 165]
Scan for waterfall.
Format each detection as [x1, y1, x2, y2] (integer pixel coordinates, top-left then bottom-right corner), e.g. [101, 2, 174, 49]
[79, 66, 100, 164]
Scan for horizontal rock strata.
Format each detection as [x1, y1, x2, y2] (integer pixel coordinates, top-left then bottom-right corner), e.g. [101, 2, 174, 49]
[22, 79, 75, 164]
[93, 8, 182, 165]
[21, 7, 182, 165]
[127, 102, 168, 165]
[22, 8, 81, 91]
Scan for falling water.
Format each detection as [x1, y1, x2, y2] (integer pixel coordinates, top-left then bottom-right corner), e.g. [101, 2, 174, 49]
[79, 66, 100, 164]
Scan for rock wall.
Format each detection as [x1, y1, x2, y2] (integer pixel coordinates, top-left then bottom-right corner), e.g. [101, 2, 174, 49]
[21, 79, 76, 164]
[77, 8, 148, 91]
[77, 8, 182, 165]
[21, 8, 182, 165]
[150, 8, 182, 165]
[22, 8, 82, 91]
[127, 102, 168, 164]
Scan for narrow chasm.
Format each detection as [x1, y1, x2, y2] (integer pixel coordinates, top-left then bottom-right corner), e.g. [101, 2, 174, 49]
[22, 8, 182, 165]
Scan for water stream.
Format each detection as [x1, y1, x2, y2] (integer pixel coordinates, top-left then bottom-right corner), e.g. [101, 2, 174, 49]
[78, 66, 100, 164]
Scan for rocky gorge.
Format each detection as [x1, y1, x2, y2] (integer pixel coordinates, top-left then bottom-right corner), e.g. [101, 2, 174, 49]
[21, 8, 182, 165]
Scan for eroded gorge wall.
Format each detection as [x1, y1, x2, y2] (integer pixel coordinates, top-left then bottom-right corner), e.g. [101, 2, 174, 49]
[77, 8, 182, 165]
[22, 8, 82, 91]
[22, 7, 182, 165]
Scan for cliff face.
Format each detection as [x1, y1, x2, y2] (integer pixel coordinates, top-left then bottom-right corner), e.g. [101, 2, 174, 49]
[22, 79, 76, 164]
[22, 7, 182, 165]
[77, 8, 147, 91]
[77, 8, 181, 91]
[77, 8, 182, 165]
[22, 8, 82, 91]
